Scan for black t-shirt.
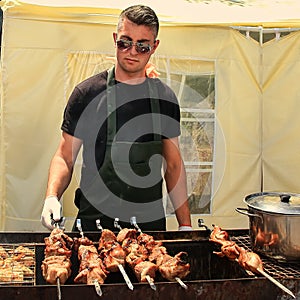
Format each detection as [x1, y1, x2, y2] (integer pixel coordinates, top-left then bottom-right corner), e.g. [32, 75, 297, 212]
[62, 70, 181, 189]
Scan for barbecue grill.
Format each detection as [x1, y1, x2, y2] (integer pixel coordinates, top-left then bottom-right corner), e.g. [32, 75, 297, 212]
[0, 229, 299, 300]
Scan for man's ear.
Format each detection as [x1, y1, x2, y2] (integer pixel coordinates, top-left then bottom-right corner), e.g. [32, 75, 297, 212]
[152, 39, 160, 52]
[113, 32, 117, 43]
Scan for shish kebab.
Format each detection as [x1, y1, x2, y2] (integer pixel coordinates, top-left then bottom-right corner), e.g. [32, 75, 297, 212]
[114, 217, 191, 290]
[209, 225, 296, 299]
[73, 219, 104, 297]
[95, 219, 134, 290]
[114, 218, 158, 290]
[41, 217, 71, 300]
[130, 216, 189, 289]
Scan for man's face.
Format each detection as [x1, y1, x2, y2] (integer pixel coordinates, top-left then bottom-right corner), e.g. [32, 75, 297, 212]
[113, 18, 159, 79]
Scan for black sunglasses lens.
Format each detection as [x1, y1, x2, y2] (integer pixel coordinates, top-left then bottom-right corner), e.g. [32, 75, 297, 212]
[116, 40, 151, 54]
[117, 40, 132, 50]
[136, 44, 151, 53]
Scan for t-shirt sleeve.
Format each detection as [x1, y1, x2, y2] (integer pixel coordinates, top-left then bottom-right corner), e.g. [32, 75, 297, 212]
[61, 87, 86, 138]
[160, 83, 181, 139]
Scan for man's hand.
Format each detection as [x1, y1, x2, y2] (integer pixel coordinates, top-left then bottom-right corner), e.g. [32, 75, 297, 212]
[41, 196, 62, 230]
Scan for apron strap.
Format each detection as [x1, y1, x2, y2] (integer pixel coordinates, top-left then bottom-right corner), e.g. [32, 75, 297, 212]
[106, 66, 161, 143]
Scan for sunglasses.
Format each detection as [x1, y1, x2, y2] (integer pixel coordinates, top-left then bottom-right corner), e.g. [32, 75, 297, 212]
[116, 39, 152, 54]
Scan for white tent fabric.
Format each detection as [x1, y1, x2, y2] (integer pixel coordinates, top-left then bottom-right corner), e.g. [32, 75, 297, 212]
[1, 0, 300, 231]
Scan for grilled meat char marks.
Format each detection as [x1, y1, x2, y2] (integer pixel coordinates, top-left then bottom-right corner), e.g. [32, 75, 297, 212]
[159, 252, 190, 281]
[41, 228, 73, 284]
[210, 225, 264, 274]
[74, 242, 108, 285]
[42, 227, 191, 286]
[117, 229, 190, 283]
[98, 229, 126, 273]
[0, 246, 35, 283]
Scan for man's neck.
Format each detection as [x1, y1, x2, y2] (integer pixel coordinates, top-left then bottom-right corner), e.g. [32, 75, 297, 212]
[114, 65, 146, 85]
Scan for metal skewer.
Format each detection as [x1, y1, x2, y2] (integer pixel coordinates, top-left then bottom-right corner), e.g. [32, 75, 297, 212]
[51, 217, 65, 300]
[96, 219, 103, 232]
[114, 218, 122, 231]
[118, 264, 134, 290]
[93, 280, 102, 297]
[97, 219, 134, 291]
[234, 256, 295, 298]
[76, 219, 84, 238]
[56, 277, 62, 300]
[130, 216, 142, 233]
[146, 275, 156, 291]
[235, 259, 255, 276]
[257, 268, 296, 299]
[76, 219, 103, 297]
[129, 216, 158, 291]
[131, 216, 188, 291]
[175, 277, 188, 289]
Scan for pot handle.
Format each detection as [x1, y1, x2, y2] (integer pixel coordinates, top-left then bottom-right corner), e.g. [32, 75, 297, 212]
[235, 208, 262, 219]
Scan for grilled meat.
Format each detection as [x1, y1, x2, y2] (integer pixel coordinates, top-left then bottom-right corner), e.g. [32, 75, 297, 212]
[44, 228, 73, 257]
[134, 261, 158, 282]
[210, 225, 264, 275]
[116, 228, 138, 244]
[10, 246, 35, 267]
[42, 228, 73, 285]
[0, 246, 8, 259]
[42, 255, 71, 284]
[213, 240, 240, 260]
[158, 252, 190, 281]
[238, 246, 263, 274]
[74, 242, 108, 285]
[98, 229, 126, 272]
[209, 225, 229, 245]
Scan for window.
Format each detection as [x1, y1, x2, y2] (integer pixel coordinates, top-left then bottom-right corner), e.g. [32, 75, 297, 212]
[153, 57, 216, 215]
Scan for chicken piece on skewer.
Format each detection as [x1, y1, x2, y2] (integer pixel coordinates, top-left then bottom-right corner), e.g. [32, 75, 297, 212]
[137, 233, 163, 252]
[42, 255, 71, 284]
[237, 246, 263, 274]
[116, 228, 138, 244]
[130, 219, 190, 286]
[73, 236, 93, 251]
[98, 229, 127, 272]
[148, 244, 173, 267]
[209, 225, 229, 245]
[158, 252, 190, 282]
[213, 240, 241, 261]
[41, 228, 73, 285]
[125, 240, 149, 269]
[134, 261, 158, 283]
[101, 244, 126, 272]
[44, 228, 73, 257]
[114, 219, 157, 289]
[99, 229, 118, 253]
[74, 243, 108, 285]
[209, 225, 296, 299]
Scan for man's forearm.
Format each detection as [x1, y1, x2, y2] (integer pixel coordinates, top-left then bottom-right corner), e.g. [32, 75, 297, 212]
[46, 155, 73, 199]
[164, 161, 191, 226]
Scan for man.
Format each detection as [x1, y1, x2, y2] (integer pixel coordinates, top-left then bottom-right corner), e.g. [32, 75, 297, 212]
[41, 5, 192, 231]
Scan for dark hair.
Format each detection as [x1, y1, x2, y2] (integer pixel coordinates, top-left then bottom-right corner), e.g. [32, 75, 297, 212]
[118, 5, 159, 39]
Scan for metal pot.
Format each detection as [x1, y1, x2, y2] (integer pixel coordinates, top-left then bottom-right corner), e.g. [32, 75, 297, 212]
[236, 192, 300, 262]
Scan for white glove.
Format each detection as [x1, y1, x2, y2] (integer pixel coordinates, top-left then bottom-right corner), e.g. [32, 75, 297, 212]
[41, 196, 62, 230]
[178, 225, 193, 231]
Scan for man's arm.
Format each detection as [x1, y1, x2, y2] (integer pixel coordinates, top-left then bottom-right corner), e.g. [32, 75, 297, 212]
[41, 132, 82, 229]
[162, 137, 192, 228]
[46, 131, 82, 199]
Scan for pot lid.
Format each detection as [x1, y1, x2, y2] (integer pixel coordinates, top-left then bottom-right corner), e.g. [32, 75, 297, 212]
[244, 192, 300, 214]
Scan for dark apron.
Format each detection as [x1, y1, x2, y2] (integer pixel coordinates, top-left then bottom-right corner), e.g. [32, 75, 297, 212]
[73, 67, 166, 231]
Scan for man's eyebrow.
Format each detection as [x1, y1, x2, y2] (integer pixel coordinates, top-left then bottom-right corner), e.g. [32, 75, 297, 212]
[119, 35, 151, 43]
